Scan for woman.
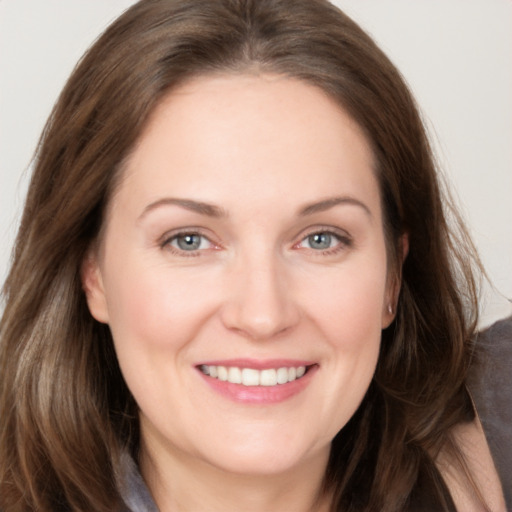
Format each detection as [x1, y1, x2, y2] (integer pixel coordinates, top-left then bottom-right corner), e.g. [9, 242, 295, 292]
[0, 0, 507, 510]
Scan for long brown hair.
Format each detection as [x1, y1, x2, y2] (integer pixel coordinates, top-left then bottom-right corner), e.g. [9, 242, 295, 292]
[0, 1, 482, 510]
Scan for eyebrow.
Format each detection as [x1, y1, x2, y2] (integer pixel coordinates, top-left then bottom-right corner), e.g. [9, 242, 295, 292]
[139, 195, 371, 221]
[299, 196, 372, 217]
[139, 198, 228, 220]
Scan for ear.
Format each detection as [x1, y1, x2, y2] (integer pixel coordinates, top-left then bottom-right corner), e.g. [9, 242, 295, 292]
[81, 249, 110, 324]
[382, 233, 409, 328]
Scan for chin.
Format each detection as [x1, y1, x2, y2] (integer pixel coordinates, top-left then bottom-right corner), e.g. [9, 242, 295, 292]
[209, 450, 311, 477]
[196, 430, 329, 478]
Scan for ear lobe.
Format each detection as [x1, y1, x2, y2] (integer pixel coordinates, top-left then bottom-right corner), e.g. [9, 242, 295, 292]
[381, 281, 400, 328]
[81, 250, 109, 324]
[382, 233, 409, 328]
[400, 232, 409, 263]
[381, 301, 396, 329]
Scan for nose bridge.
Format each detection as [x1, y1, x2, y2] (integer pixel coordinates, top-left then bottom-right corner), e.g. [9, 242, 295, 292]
[221, 243, 299, 340]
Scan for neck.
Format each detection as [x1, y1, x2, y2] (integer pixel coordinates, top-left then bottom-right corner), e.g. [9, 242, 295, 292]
[139, 437, 332, 512]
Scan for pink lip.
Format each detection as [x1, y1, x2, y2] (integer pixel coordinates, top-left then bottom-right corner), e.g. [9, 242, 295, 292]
[196, 360, 318, 405]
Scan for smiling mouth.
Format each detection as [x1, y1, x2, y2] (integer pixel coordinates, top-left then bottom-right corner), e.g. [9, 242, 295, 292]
[198, 364, 311, 387]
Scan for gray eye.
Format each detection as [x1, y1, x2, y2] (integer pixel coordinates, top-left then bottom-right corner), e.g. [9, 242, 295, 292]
[307, 233, 333, 250]
[175, 234, 203, 251]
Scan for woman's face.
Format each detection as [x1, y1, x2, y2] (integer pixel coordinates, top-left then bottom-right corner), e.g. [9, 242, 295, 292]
[84, 74, 395, 477]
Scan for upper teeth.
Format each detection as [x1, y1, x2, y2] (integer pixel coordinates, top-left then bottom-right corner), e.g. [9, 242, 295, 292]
[200, 365, 307, 386]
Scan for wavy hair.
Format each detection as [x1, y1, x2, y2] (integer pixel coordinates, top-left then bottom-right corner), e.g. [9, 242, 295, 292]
[0, 1, 482, 510]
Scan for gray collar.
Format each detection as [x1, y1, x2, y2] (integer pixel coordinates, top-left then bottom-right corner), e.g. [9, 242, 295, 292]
[119, 451, 159, 512]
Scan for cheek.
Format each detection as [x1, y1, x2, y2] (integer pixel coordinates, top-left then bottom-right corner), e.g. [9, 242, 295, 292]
[302, 258, 387, 425]
[307, 258, 388, 345]
[101, 263, 222, 417]
[103, 259, 220, 354]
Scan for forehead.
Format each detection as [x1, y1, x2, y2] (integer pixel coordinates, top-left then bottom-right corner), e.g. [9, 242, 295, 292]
[116, 73, 380, 217]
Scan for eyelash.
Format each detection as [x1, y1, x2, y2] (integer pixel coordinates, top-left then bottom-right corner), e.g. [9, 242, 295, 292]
[160, 229, 219, 257]
[294, 227, 353, 256]
[160, 227, 352, 257]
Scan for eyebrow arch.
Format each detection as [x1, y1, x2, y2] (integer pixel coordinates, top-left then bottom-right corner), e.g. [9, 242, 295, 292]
[139, 198, 228, 220]
[299, 196, 372, 217]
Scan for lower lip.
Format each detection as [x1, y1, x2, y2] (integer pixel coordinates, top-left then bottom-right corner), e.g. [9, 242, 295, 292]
[197, 366, 317, 404]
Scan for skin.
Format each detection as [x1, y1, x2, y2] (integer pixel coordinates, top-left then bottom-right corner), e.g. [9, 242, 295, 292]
[80, 73, 503, 511]
[83, 73, 395, 511]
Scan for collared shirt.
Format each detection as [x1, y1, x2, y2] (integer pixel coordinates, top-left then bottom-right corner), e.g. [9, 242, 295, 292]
[120, 452, 159, 512]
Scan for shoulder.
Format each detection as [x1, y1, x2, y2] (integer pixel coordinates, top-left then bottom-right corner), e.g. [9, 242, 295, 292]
[469, 315, 512, 509]
[438, 416, 506, 511]
[438, 315, 512, 511]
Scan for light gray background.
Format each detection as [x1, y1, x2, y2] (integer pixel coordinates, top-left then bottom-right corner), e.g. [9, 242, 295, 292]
[1, 0, 511, 327]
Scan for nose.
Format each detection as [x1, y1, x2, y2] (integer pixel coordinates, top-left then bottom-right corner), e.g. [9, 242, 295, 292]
[220, 251, 300, 340]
